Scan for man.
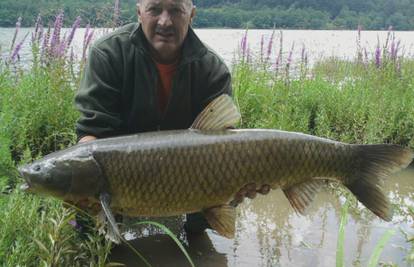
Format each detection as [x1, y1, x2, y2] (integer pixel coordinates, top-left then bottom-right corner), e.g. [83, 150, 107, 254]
[75, 0, 269, 234]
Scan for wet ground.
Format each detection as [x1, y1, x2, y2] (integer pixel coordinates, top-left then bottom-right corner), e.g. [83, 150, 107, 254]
[110, 166, 414, 267]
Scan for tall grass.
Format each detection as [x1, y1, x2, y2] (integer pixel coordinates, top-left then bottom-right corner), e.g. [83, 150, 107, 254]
[0, 14, 109, 266]
[233, 29, 414, 150]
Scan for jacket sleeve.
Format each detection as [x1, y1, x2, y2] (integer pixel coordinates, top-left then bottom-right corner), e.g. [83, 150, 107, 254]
[200, 52, 233, 110]
[74, 46, 122, 139]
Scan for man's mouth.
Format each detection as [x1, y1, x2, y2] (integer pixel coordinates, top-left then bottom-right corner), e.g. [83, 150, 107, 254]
[156, 31, 174, 39]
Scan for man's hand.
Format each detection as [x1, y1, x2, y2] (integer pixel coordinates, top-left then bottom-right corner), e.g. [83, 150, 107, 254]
[230, 183, 271, 207]
[79, 135, 97, 143]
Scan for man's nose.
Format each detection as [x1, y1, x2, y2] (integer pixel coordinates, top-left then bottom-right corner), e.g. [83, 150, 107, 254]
[158, 10, 173, 27]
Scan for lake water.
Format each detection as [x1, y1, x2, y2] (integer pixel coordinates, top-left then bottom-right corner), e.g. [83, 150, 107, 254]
[1, 27, 414, 67]
[1, 27, 414, 266]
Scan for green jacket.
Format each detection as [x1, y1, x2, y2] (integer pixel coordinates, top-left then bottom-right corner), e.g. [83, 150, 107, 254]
[75, 23, 232, 139]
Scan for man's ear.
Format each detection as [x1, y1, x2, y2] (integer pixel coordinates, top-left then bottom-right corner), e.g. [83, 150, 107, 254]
[190, 6, 196, 24]
[136, 3, 142, 19]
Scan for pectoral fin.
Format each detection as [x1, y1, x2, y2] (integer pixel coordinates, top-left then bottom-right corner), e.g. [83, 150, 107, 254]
[203, 205, 236, 238]
[99, 192, 122, 244]
[283, 180, 325, 215]
[191, 94, 241, 130]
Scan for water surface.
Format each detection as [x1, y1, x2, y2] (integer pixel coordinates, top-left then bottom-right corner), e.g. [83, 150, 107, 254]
[1, 28, 414, 66]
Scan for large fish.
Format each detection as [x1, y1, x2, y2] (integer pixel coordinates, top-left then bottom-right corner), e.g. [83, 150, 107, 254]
[19, 95, 413, 242]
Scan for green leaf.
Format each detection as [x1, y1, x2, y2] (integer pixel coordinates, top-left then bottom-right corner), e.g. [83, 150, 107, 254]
[105, 262, 127, 267]
[367, 229, 396, 267]
[33, 238, 49, 254]
[336, 200, 348, 267]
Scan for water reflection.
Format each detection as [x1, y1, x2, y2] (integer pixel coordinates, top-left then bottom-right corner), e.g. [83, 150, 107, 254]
[111, 167, 413, 266]
[110, 229, 227, 267]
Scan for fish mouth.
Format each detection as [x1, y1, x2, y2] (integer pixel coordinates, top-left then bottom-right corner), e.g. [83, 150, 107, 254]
[18, 165, 32, 192]
[20, 182, 31, 191]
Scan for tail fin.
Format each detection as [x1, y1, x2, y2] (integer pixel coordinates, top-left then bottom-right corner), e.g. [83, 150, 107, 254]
[345, 144, 413, 221]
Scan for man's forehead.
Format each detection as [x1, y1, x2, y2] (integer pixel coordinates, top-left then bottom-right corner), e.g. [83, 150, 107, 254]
[141, 0, 192, 7]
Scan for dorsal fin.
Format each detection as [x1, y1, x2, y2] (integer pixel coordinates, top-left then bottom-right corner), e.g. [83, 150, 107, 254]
[191, 94, 241, 130]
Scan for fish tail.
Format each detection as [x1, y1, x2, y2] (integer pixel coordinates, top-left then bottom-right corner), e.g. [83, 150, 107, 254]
[345, 144, 413, 221]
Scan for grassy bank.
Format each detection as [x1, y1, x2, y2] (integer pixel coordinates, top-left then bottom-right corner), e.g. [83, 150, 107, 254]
[0, 16, 413, 265]
[233, 30, 414, 148]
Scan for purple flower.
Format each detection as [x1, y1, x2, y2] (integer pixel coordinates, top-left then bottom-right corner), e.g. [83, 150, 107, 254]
[41, 25, 51, 62]
[300, 43, 306, 64]
[356, 25, 363, 62]
[38, 24, 44, 43]
[260, 34, 264, 62]
[266, 30, 275, 63]
[70, 47, 75, 63]
[274, 54, 280, 74]
[304, 52, 308, 66]
[278, 31, 284, 64]
[390, 39, 396, 60]
[246, 46, 251, 64]
[375, 40, 381, 68]
[384, 26, 393, 50]
[240, 30, 248, 61]
[396, 58, 402, 73]
[69, 220, 82, 230]
[364, 47, 368, 66]
[82, 28, 94, 61]
[285, 42, 295, 77]
[10, 32, 28, 62]
[57, 33, 67, 58]
[9, 17, 22, 53]
[31, 15, 42, 44]
[50, 11, 64, 56]
[287, 42, 295, 67]
[66, 16, 81, 50]
[83, 24, 90, 49]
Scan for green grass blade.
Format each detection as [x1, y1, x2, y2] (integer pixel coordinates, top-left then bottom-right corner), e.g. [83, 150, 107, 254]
[135, 221, 196, 267]
[367, 229, 396, 267]
[336, 200, 349, 267]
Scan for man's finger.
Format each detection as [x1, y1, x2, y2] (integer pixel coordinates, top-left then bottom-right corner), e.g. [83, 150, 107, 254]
[246, 190, 257, 199]
[257, 184, 271, 195]
[245, 183, 256, 192]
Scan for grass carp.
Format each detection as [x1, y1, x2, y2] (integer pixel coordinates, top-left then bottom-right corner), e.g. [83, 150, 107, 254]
[19, 94, 414, 242]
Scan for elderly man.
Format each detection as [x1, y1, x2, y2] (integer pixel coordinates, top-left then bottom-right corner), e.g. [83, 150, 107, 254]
[74, 0, 268, 234]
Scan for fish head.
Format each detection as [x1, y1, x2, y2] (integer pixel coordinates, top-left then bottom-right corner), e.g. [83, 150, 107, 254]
[18, 157, 72, 198]
[18, 150, 103, 199]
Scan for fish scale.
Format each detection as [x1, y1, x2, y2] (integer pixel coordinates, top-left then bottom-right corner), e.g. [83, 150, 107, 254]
[90, 130, 351, 217]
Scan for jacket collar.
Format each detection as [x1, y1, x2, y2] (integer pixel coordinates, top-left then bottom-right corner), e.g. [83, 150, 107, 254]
[129, 23, 208, 65]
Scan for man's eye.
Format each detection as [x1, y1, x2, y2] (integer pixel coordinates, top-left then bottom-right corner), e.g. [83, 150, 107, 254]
[170, 8, 182, 15]
[148, 7, 162, 15]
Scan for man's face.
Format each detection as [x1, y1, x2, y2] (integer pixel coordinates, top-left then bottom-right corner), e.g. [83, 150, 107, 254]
[137, 0, 195, 63]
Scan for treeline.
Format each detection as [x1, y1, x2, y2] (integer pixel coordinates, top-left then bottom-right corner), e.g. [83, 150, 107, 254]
[0, 0, 413, 30]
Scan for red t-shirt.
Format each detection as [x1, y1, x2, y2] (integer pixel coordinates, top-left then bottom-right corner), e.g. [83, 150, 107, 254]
[155, 61, 178, 114]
